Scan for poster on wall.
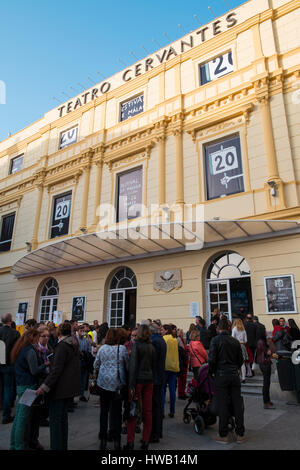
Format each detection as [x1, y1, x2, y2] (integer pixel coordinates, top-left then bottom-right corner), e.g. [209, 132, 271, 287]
[204, 134, 244, 200]
[264, 275, 297, 314]
[120, 94, 144, 122]
[117, 168, 143, 222]
[71, 296, 86, 322]
[17, 302, 28, 322]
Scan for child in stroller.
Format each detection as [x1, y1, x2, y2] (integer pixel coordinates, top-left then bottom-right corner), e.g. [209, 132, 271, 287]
[183, 364, 238, 435]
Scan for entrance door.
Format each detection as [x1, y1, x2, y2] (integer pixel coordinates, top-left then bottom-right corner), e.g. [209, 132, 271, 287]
[39, 297, 58, 323]
[108, 290, 125, 328]
[207, 280, 232, 321]
[108, 267, 137, 328]
[206, 252, 252, 324]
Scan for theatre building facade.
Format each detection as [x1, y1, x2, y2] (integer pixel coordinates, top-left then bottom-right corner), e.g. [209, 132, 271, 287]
[0, 0, 300, 330]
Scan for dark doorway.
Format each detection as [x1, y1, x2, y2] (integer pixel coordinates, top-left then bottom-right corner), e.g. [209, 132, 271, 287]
[125, 289, 137, 329]
[230, 277, 253, 320]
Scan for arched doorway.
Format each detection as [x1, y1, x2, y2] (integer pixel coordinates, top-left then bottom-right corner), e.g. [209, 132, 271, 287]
[38, 278, 59, 323]
[108, 267, 137, 329]
[206, 252, 253, 322]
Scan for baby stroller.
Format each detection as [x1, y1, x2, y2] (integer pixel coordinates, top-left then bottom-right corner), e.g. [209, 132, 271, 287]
[183, 364, 217, 435]
[183, 364, 240, 436]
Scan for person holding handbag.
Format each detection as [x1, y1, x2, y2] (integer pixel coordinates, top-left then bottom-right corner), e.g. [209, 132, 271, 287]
[124, 324, 155, 451]
[93, 328, 129, 451]
[188, 330, 208, 380]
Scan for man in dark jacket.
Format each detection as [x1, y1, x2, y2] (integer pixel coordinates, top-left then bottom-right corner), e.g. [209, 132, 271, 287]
[208, 317, 245, 444]
[0, 313, 20, 424]
[208, 316, 219, 347]
[36, 322, 81, 450]
[197, 318, 210, 350]
[149, 322, 167, 443]
[244, 314, 257, 371]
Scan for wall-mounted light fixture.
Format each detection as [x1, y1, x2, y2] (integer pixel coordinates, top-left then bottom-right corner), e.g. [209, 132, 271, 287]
[25, 242, 32, 252]
[267, 180, 277, 197]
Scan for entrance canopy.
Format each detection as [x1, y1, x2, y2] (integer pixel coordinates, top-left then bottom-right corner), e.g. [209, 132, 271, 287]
[11, 220, 300, 278]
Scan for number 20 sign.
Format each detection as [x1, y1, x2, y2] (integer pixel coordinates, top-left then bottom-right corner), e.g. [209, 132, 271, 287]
[55, 200, 70, 221]
[209, 146, 239, 176]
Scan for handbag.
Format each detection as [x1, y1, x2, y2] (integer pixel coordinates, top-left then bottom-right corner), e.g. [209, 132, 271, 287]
[251, 351, 259, 371]
[89, 378, 100, 396]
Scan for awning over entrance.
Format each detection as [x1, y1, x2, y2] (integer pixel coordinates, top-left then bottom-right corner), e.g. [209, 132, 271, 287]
[11, 220, 300, 278]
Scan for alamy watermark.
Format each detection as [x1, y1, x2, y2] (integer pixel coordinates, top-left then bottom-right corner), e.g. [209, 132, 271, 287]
[292, 341, 300, 365]
[0, 80, 6, 104]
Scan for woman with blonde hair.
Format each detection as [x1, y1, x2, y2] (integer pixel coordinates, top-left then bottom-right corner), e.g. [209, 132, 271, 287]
[232, 319, 248, 383]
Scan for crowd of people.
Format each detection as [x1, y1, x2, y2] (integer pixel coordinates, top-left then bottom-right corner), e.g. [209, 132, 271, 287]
[0, 310, 299, 450]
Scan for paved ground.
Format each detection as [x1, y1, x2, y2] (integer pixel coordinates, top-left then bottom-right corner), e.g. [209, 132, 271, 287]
[1, 390, 300, 451]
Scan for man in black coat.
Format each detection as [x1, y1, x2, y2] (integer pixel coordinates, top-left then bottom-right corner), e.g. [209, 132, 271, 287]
[149, 322, 167, 443]
[208, 317, 245, 444]
[0, 313, 20, 424]
[36, 322, 81, 450]
[196, 318, 210, 350]
[244, 314, 257, 371]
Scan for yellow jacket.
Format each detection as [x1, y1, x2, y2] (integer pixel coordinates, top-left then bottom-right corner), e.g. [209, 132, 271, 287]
[164, 334, 180, 373]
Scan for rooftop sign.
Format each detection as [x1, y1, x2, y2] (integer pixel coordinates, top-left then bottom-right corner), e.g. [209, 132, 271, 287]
[56, 12, 238, 118]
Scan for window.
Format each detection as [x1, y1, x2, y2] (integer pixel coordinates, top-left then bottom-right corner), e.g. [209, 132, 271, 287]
[116, 168, 143, 223]
[120, 94, 144, 122]
[50, 192, 72, 239]
[200, 51, 234, 85]
[59, 126, 78, 150]
[204, 134, 244, 200]
[9, 155, 24, 175]
[0, 213, 15, 252]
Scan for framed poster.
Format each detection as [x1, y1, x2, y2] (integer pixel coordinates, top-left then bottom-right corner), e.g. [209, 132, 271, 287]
[204, 134, 244, 200]
[264, 275, 297, 314]
[71, 296, 86, 322]
[59, 126, 78, 149]
[117, 167, 143, 223]
[120, 94, 144, 122]
[200, 51, 234, 85]
[17, 302, 28, 322]
[50, 192, 72, 239]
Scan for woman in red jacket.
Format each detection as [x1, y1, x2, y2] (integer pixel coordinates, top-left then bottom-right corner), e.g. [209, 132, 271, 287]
[188, 330, 208, 380]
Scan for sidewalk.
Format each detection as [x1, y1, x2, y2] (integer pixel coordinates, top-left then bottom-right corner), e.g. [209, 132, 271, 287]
[1, 391, 300, 451]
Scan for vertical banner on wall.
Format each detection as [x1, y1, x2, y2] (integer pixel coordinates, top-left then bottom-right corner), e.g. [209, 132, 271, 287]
[204, 134, 244, 200]
[53, 311, 63, 326]
[264, 275, 297, 314]
[71, 297, 86, 322]
[17, 302, 28, 322]
[117, 168, 143, 223]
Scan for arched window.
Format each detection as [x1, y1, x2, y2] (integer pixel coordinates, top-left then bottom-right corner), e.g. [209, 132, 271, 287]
[207, 252, 250, 280]
[110, 268, 137, 290]
[39, 278, 59, 322]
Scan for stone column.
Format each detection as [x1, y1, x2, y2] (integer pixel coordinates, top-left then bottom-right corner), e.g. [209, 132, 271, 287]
[79, 150, 93, 232]
[31, 181, 44, 250]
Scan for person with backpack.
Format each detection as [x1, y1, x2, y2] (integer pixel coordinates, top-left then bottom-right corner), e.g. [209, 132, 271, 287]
[0, 313, 20, 424]
[188, 330, 208, 380]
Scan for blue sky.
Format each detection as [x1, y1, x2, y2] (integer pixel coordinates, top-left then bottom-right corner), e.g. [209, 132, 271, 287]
[0, 0, 244, 143]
